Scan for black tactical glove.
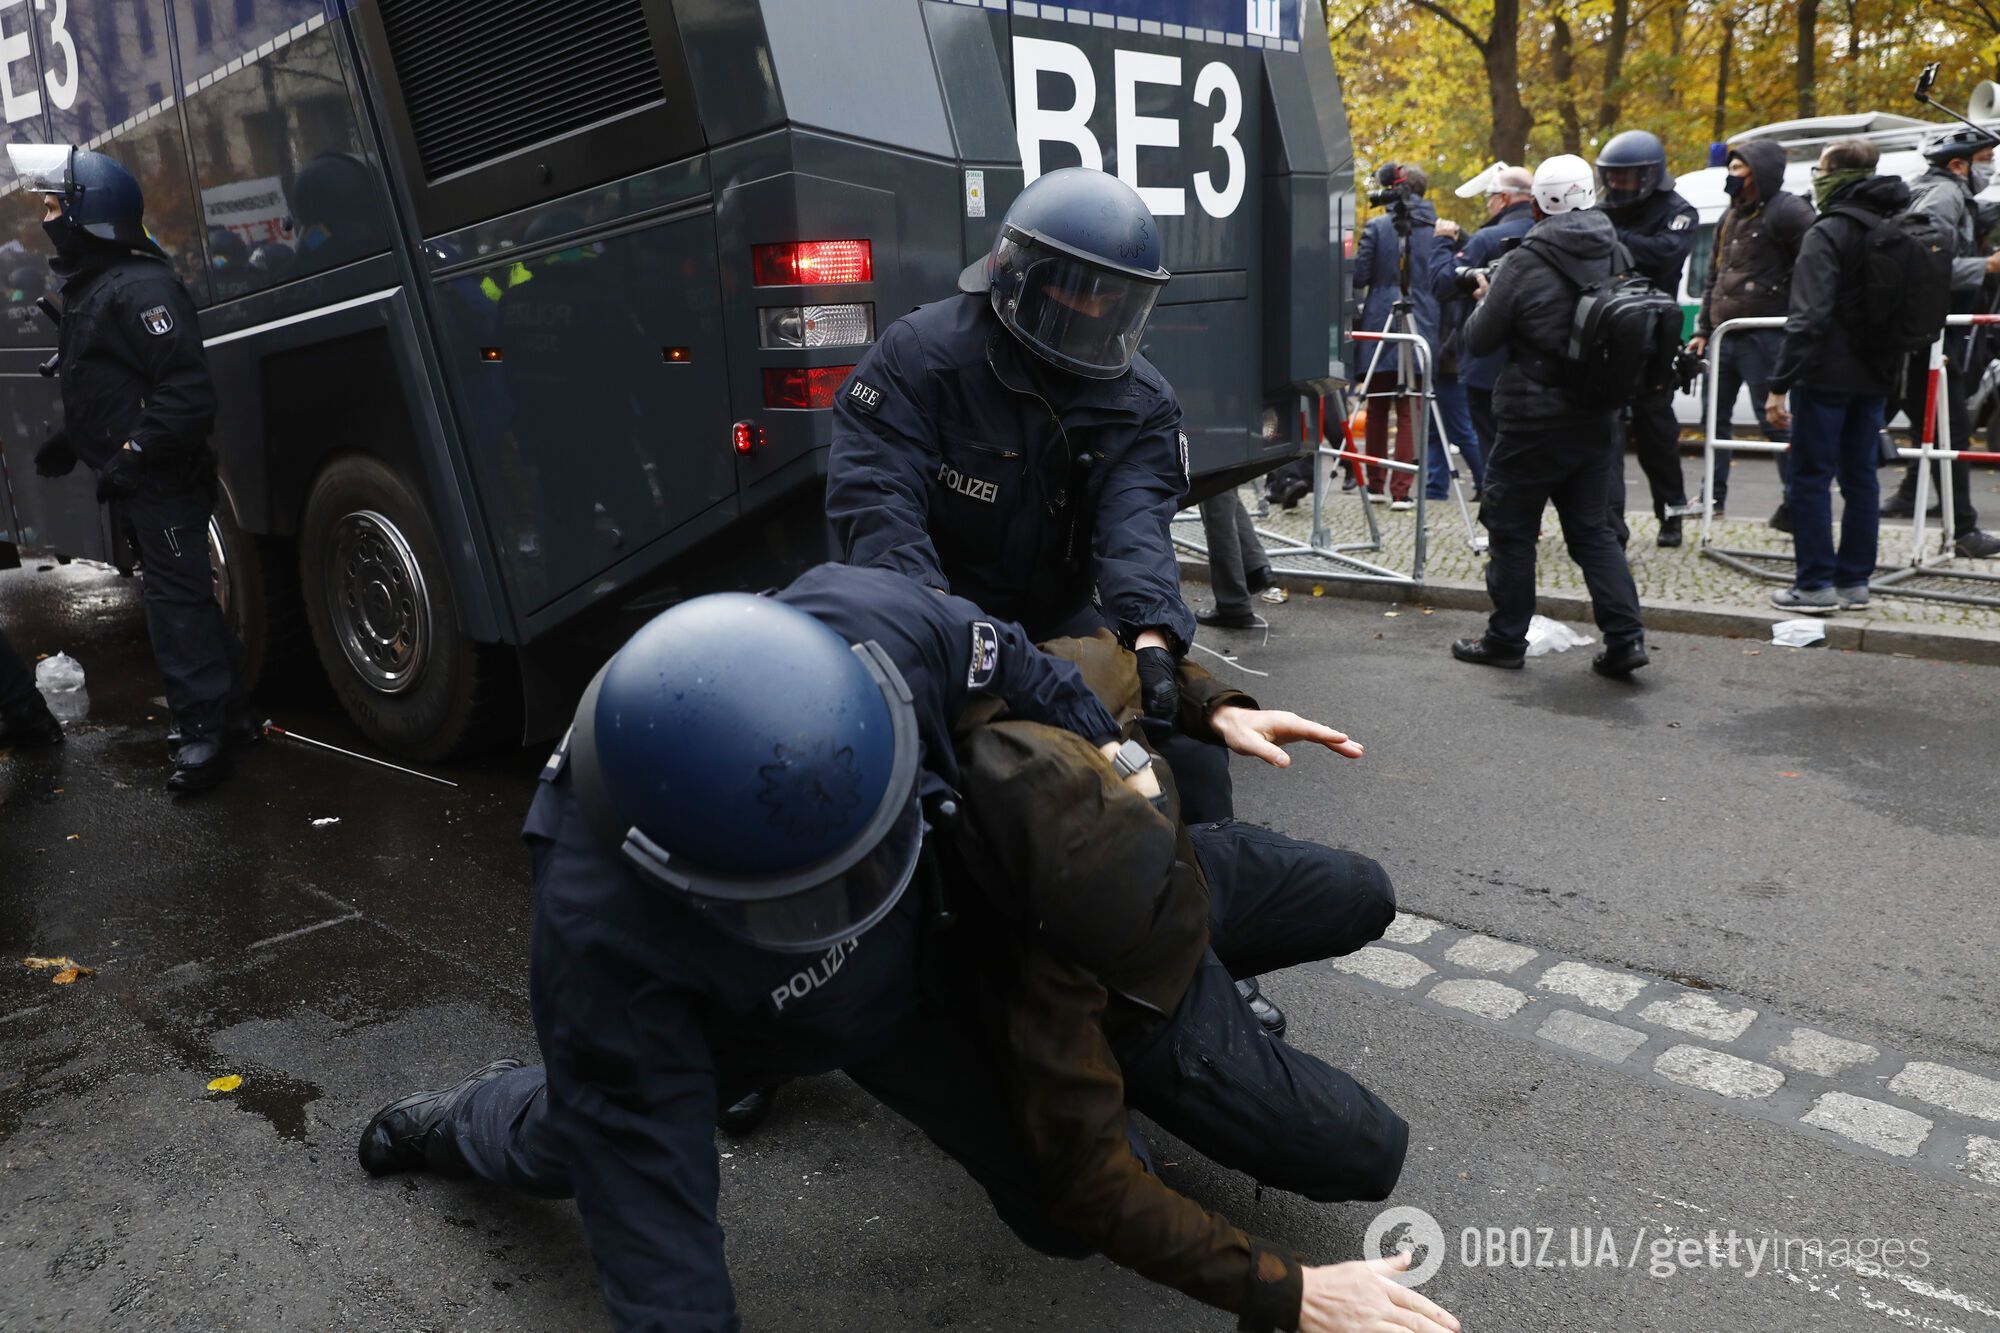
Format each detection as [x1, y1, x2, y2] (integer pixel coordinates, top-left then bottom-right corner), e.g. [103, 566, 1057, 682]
[1135, 645, 1180, 721]
[95, 444, 144, 502]
[34, 430, 76, 478]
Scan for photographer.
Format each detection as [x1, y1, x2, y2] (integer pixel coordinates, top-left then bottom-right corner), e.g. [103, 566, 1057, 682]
[1597, 131, 1700, 547]
[1449, 156, 1648, 677]
[1690, 140, 1815, 527]
[1351, 164, 1452, 508]
[1442, 165, 1537, 467]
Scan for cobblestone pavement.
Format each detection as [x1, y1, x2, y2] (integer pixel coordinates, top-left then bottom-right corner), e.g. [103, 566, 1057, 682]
[1178, 479, 2000, 633]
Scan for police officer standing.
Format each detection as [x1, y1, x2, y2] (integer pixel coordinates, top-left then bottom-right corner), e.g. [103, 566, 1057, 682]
[12, 145, 247, 792]
[826, 169, 1286, 1034]
[1595, 131, 1699, 548]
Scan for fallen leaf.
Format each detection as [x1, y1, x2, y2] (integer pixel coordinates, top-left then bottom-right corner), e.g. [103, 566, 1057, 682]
[1384, 611, 1400, 618]
[65, 833, 80, 841]
[1312, 585, 1324, 597]
[1743, 650, 1761, 656]
[1779, 771, 1802, 778]
[207, 1074, 242, 1094]
[23, 955, 77, 970]
[51, 965, 93, 985]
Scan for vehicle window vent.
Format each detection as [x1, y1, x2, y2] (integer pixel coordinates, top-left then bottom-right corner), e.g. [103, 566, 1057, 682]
[379, 0, 663, 181]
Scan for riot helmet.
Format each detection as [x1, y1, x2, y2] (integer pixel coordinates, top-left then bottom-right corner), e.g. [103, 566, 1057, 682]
[1594, 130, 1668, 210]
[958, 168, 1170, 380]
[1533, 155, 1597, 215]
[1922, 124, 2000, 168]
[568, 593, 924, 954]
[7, 144, 150, 252]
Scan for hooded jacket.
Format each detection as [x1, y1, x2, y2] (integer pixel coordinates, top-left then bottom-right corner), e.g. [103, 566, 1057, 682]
[1696, 140, 1817, 337]
[1906, 164, 1990, 303]
[1463, 208, 1626, 427]
[1770, 173, 1914, 397]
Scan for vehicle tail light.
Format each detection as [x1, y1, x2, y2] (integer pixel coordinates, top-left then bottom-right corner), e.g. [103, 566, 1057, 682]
[758, 304, 874, 349]
[752, 240, 872, 286]
[733, 421, 766, 454]
[762, 365, 856, 410]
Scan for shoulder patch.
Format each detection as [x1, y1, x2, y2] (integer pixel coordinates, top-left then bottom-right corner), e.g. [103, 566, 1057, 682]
[967, 621, 1000, 690]
[1668, 212, 1695, 232]
[1176, 429, 1190, 481]
[139, 305, 174, 335]
[846, 378, 883, 413]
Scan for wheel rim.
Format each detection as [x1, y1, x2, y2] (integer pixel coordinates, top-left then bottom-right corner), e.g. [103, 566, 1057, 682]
[206, 515, 231, 619]
[326, 509, 431, 695]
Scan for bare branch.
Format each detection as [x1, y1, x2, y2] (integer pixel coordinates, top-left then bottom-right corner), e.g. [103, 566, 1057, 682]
[1401, 0, 1491, 53]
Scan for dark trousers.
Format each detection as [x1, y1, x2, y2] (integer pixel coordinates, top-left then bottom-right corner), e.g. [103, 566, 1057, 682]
[1428, 376, 1485, 497]
[1196, 491, 1272, 617]
[1362, 371, 1416, 500]
[1893, 352, 1979, 529]
[110, 484, 245, 739]
[1480, 424, 1645, 655]
[432, 823, 1409, 1244]
[1608, 389, 1687, 540]
[1710, 328, 1789, 508]
[1788, 389, 1886, 591]
[0, 623, 41, 718]
[1467, 385, 1497, 463]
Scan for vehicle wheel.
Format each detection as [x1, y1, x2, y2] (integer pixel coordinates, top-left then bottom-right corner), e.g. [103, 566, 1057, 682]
[208, 490, 308, 694]
[298, 455, 516, 761]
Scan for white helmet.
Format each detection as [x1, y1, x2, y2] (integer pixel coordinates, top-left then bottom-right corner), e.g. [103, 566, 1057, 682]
[1533, 155, 1597, 214]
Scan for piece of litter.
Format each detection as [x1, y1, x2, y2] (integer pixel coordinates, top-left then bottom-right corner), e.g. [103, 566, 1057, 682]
[23, 955, 78, 970]
[65, 833, 80, 841]
[1525, 614, 1594, 656]
[311, 817, 341, 828]
[207, 1074, 242, 1093]
[1384, 610, 1399, 617]
[51, 965, 91, 985]
[1771, 618, 1826, 648]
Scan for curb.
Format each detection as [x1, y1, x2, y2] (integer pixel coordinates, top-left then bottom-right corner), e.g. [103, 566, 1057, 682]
[1176, 558, 2000, 668]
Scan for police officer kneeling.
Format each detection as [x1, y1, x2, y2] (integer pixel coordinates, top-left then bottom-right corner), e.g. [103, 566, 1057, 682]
[1450, 156, 1648, 677]
[11, 145, 248, 791]
[355, 562, 1436, 1333]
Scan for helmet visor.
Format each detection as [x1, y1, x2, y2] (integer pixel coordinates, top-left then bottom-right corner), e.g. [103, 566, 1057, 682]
[646, 793, 924, 954]
[1596, 162, 1661, 209]
[992, 233, 1164, 379]
[7, 144, 72, 195]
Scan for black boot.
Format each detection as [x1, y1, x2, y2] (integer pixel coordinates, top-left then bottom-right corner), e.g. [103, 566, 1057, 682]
[1451, 636, 1525, 669]
[1768, 504, 1793, 534]
[358, 1058, 523, 1176]
[1592, 638, 1651, 679]
[1655, 516, 1683, 548]
[1195, 606, 1262, 630]
[1236, 977, 1288, 1039]
[719, 1083, 783, 1138]
[167, 735, 233, 793]
[0, 704, 64, 749]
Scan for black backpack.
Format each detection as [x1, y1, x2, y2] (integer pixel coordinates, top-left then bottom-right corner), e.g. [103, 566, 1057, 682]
[1535, 247, 1685, 409]
[1829, 203, 1953, 359]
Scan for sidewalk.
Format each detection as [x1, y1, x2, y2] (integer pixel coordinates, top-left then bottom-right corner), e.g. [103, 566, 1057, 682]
[1175, 485, 2000, 665]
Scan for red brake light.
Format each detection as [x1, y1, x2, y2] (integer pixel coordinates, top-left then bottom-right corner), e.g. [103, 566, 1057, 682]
[753, 240, 872, 286]
[762, 365, 856, 410]
[732, 421, 765, 454]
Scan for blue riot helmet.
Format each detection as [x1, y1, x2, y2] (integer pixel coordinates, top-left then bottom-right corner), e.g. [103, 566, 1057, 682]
[1594, 130, 1669, 210]
[958, 167, 1170, 379]
[7, 144, 151, 251]
[568, 593, 924, 954]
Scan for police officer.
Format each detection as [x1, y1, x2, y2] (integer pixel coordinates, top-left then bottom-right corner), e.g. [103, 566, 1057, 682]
[12, 145, 248, 792]
[827, 168, 1286, 1032]
[354, 561, 1425, 1333]
[1595, 130, 1699, 548]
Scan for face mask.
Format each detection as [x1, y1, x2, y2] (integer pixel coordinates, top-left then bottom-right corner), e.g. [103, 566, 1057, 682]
[1972, 161, 1995, 193]
[1723, 174, 1747, 199]
[42, 212, 88, 258]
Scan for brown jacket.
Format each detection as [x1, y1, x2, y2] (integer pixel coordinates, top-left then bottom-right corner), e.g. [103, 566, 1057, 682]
[950, 633, 1306, 1330]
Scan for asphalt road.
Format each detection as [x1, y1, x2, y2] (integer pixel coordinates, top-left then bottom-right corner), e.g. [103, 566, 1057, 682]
[3, 557, 1997, 1332]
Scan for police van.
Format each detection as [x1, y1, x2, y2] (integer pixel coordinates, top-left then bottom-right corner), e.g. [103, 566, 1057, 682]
[0, 0, 1354, 758]
[1673, 87, 2000, 427]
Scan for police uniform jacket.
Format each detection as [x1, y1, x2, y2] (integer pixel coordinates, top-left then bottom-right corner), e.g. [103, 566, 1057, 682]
[827, 294, 1197, 652]
[523, 563, 1120, 1330]
[55, 249, 215, 473]
[1604, 186, 1701, 297]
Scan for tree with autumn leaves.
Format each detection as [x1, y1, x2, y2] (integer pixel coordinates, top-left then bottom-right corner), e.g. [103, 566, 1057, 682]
[1329, 0, 2000, 224]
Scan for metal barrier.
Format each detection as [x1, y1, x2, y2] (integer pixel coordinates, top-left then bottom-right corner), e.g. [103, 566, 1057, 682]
[1695, 314, 2000, 607]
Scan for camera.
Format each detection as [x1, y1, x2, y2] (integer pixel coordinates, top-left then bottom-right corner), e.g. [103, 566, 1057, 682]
[1453, 265, 1491, 296]
[1672, 344, 1705, 393]
[1367, 182, 1410, 210]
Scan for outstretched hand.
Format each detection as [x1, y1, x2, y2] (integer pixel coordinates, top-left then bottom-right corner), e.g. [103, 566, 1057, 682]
[1210, 705, 1364, 767]
[1298, 1253, 1461, 1333]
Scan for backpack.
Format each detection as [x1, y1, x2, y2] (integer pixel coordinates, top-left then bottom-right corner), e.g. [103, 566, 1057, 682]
[1536, 254, 1685, 410]
[1830, 204, 1953, 359]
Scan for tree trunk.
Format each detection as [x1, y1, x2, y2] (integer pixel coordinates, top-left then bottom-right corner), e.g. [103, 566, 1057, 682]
[1595, 0, 1632, 130]
[1713, 16, 1736, 142]
[1551, 12, 1583, 153]
[1795, 0, 1820, 118]
[1484, 0, 1532, 160]
[1845, 0, 1861, 112]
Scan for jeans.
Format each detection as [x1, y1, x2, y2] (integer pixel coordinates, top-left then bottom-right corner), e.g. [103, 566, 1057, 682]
[1428, 376, 1485, 497]
[1197, 490, 1272, 616]
[1710, 328, 1789, 508]
[1480, 423, 1645, 654]
[1787, 388, 1885, 591]
[433, 822, 1410, 1242]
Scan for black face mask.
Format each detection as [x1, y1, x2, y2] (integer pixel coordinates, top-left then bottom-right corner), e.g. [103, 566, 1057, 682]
[42, 211, 89, 258]
[1723, 174, 1747, 199]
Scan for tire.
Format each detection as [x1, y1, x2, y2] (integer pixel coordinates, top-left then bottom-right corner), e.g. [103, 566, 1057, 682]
[298, 455, 517, 761]
[207, 490, 308, 695]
